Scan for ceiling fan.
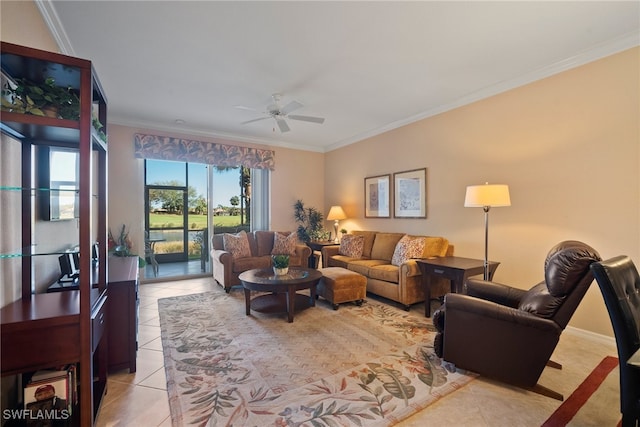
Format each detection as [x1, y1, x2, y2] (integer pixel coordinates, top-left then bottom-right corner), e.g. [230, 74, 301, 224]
[237, 94, 325, 133]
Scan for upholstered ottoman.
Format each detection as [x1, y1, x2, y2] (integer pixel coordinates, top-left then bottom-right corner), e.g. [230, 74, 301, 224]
[317, 267, 367, 310]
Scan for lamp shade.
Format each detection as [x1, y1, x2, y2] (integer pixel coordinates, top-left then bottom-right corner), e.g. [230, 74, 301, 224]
[464, 184, 511, 208]
[327, 205, 347, 220]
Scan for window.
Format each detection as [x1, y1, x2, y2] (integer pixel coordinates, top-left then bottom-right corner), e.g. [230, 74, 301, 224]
[144, 160, 269, 279]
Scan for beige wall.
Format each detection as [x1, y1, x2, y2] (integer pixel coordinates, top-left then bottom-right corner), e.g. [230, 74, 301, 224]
[2, 0, 638, 338]
[0, 1, 58, 52]
[270, 146, 325, 231]
[107, 125, 324, 280]
[325, 47, 640, 337]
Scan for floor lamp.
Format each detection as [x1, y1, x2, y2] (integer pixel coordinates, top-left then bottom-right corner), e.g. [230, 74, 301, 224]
[327, 205, 347, 243]
[464, 183, 511, 280]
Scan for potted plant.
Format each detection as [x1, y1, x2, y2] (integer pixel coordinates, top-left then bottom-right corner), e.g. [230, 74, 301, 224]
[340, 228, 348, 240]
[108, 224, 146, 268]
[1, 77, 80, 120]
[294, 199, 325, 243]
[92, 114, 107, 143]
[2, 76, 108, 143]
[272, 254, 290, 275]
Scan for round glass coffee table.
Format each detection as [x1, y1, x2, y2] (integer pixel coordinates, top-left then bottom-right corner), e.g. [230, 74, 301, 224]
[239, 267, 322, 323]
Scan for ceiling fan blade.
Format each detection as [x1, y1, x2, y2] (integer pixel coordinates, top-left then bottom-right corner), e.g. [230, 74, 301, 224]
[276, 117, 290, 133]
[241, 116, 270, 125]
[280, 100, 303, 115]
[234, 105, 258, 111]
[287, 114, 325, 124]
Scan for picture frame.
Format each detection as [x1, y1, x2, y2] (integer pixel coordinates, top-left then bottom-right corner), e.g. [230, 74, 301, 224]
[364, 174, 390, 218]
[393, 168, 427, 218]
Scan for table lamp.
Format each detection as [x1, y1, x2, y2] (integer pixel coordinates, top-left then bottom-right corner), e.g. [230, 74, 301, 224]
[464, 183, 511, 279]
[327, 205, 347, 243]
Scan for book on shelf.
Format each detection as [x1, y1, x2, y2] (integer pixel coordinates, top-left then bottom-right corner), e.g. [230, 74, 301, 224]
[30, 364, 77, 406]
[24, 364, 77, 424]
[30, 367, 68, 382]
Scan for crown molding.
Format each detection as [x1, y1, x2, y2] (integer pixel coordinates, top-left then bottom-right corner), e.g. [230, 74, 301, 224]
[327, 30, 640, 152]
[35, 2, 638, 154]
[35, 0, 75, 55]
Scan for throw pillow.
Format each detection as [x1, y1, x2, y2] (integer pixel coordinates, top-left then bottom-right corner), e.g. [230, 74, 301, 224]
[223, 230, 251, 259]
[271, 232, 298, 255]
[391, 235, 426, 266]
[339, 234, 365, 258]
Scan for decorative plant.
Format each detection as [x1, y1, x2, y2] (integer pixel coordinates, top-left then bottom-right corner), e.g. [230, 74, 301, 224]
[271, 254, 290, 269]
[108, 224, 132, 256]
[108, 224, 146, 267]
[294, 199, 325, 243]
[2, 77, 80, 120]
[92, 114, 107, 143]
[340, 228, 348, 235]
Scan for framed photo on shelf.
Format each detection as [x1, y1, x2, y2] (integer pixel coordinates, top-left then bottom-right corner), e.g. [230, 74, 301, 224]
[394, 168, 427, 218]
[364, 174, 390, 218]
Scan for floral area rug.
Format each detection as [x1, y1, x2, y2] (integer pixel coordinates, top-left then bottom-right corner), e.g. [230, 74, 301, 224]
[158, 290, 476, 426]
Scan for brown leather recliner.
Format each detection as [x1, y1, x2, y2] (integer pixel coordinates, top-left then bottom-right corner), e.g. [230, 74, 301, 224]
[432, 240, 601, 400]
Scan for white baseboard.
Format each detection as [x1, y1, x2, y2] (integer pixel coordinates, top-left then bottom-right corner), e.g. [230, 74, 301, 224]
[565, 325, 616, 347]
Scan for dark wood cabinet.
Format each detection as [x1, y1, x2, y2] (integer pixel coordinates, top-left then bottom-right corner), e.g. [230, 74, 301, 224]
[0, 42, 108, 425]
[107, 256, 139, 373]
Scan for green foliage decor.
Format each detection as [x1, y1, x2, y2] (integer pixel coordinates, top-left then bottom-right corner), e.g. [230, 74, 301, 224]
[294, 199, 327, 243]
[108, 224, 146, 267]
[2, 76, 107, 142]
[2, 77, 79, 119]
[271, 254, 290, 269]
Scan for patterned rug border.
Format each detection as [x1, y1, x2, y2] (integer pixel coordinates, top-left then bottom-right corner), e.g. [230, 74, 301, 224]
[159, 290, 476, 426]
[542, 356, 620, 427]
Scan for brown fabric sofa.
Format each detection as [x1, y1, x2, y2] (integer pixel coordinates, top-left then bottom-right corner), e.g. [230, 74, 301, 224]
[321, 231, 453, 310]
[211, 230, 312, 292]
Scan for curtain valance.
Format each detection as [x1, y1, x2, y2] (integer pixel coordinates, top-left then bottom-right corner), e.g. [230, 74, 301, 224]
[134, 133, 275, 170]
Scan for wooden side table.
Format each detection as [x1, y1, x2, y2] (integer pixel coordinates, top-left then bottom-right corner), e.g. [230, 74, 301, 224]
[416, 257, 500, 317]
[307, 241, 339, 268]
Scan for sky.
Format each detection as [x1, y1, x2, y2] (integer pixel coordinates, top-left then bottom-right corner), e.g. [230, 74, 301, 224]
[145, 160, 242, 208]
[212, 168, 242, 207]
[52, 156, 241, 208]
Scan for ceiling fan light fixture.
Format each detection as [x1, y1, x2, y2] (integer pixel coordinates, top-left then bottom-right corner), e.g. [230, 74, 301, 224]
[238, 93, 325, 133]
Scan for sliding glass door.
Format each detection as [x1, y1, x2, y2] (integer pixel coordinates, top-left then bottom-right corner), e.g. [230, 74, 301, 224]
[143, 159, 269, 279]
[145, 160, 209, 277]
[146, 185, 187, 262]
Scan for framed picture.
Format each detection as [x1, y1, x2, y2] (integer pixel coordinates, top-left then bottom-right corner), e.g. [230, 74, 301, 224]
[394, 168, 426, 218]
[364, 174, 390, 218]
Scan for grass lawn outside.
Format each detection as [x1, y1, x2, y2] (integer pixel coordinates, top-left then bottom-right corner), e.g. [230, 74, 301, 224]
[149, 214, 248, 255]
[149, 213, 245, 230]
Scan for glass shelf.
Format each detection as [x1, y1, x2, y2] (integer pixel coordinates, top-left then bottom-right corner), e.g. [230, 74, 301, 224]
[0, 244, 79, 259]
[0, 186, 80, 193]
[0, 114, 107, 151]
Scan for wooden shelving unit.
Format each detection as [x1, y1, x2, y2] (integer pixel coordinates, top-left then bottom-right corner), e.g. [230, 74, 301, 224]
[0, 42, 108, 425]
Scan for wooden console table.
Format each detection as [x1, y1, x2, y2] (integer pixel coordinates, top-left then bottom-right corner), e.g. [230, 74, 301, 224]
[417, 257, 500, 317]
[1, 291, 83, 375]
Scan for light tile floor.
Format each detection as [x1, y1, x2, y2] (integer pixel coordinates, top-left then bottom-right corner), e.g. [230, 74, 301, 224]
[95, 277, 622, 426]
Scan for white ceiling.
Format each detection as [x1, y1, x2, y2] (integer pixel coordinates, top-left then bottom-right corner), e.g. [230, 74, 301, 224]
[42, 1, 639, 153]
